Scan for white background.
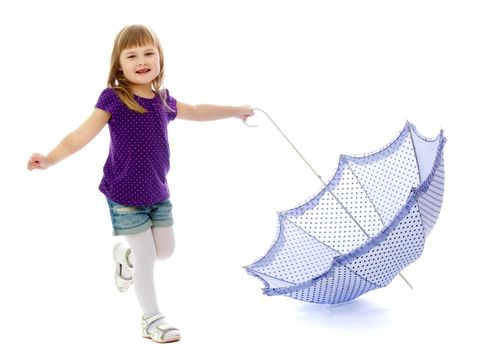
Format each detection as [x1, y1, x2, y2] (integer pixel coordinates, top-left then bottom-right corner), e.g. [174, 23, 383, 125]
[1, 0, 488, 349]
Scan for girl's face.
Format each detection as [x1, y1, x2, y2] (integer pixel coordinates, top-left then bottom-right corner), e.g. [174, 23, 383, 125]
[119, 45, 160, 88]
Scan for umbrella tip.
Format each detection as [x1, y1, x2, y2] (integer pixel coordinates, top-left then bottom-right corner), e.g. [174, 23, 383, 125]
[398, 273, 414, 289]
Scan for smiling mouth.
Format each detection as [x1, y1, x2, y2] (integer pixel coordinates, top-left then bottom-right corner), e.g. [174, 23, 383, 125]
[136, 68, 151, 74]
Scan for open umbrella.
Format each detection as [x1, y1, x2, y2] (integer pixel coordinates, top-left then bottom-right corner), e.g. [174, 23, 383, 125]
[244, 110, 446, 304]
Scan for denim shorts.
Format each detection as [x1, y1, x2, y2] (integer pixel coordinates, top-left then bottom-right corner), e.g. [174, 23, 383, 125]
[106, 198, 174, 236]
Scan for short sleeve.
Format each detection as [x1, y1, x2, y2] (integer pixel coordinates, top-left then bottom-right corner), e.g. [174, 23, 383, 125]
[95, 88, 119, 114]
[163, 89, 177, 121]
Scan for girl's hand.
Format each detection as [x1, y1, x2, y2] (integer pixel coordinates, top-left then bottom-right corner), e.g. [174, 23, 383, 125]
[236, 106, 254, 122]
[27, 153, 51, 171]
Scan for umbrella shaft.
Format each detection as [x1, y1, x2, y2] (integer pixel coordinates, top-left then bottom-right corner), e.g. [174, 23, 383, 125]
[253, 108, 325, 185]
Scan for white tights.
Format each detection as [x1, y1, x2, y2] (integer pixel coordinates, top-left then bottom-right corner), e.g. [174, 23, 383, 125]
[124, 226, 175, 317]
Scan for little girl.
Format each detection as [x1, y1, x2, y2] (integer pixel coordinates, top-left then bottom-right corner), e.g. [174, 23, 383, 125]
[27, 24, 253, 343]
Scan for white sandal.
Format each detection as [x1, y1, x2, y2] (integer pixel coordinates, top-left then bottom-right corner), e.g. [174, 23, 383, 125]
[113, 243, 133, 292]
[141, 313, 181, 343]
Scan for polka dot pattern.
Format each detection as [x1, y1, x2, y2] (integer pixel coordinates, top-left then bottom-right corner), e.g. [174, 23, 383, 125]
[287, 189, 369, 254]
[246, 123, 447, 304]
[331, 163, 384, 238]
[417, 160, 445, 236]
[95, 88, 177, 206]
[345, 203, 425, 287]
[287, 265, 378, 304]
[347, 134, 420, 225]
[250, 216, 339, 284]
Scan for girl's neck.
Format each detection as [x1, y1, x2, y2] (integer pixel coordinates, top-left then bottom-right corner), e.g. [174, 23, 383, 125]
[130, 84, 155, 99]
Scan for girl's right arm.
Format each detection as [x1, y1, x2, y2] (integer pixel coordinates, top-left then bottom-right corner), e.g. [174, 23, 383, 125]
[27, 108, 111, 171]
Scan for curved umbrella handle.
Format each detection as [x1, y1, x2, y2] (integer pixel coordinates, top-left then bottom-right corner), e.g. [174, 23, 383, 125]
[242, 119, 258, 128]
[242, 107, 265, 128]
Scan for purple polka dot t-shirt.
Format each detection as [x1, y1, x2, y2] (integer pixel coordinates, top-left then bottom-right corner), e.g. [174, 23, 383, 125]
[95, 88, 177, 206]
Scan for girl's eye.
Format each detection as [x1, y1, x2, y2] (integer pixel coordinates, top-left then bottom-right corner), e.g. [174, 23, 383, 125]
[127, 55, 136, 59]
[145, 52, 155, 56]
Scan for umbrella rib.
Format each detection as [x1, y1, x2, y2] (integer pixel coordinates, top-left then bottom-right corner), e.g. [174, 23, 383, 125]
[407, 124, 423, 185]
[341, 264, 384, 289]
[280, 215, 384, 290]
[280, 214, 343, 255]
[247, 269, 296, 287]
[343, 161, 416, 289]
[344, 164, 414, 290]
[338, 122, 415, 234]
[345, 162, 386, 228]
[325, 187, 372, 239]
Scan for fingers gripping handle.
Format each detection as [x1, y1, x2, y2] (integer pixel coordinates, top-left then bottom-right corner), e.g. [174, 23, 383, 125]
[242, 107, 265, 128]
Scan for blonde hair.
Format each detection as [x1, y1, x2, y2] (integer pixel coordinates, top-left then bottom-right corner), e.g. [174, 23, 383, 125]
[107, 24, 172, 113]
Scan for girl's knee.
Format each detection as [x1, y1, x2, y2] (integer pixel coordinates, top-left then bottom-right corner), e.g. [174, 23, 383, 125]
[153, 226, 175, 260]
[156, 244, 175, 260]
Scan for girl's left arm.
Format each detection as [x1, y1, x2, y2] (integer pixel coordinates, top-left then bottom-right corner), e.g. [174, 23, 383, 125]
[176, 102, 253, 122]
